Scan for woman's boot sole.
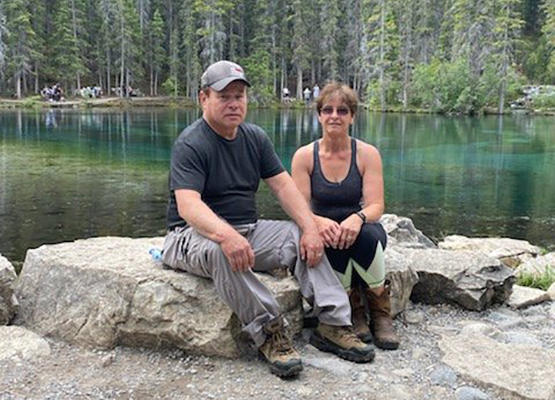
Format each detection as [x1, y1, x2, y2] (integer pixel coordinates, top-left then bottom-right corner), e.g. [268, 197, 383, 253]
[309, 333, 375, 363]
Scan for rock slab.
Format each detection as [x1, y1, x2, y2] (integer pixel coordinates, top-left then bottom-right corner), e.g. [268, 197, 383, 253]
[15, 237, 302, 358]
[405, 249, 515, 311]
[439, 235, 540, 266]
[0, 326, 51, 362]
[507, 285, 550, 309]
[0, 254, 19, 325]
[440, 332, 555, 400]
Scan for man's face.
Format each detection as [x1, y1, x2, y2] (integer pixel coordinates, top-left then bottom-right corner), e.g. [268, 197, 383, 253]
[200, 81, 247, 136]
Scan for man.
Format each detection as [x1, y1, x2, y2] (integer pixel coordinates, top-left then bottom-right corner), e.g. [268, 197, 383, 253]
[162, 60, 374, 378]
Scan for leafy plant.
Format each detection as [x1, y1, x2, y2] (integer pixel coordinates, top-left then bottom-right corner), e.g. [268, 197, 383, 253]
[516, 266, 555, 291]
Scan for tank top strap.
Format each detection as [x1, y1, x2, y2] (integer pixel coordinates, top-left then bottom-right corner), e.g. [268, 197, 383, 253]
[313, 140, 321, 173]
[350, 138, 357, 168]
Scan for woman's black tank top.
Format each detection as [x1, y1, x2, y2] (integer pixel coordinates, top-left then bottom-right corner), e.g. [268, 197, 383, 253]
[310, 138, 363, 222]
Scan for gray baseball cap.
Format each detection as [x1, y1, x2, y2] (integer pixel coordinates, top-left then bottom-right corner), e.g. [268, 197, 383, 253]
[200, 60, 251, 91]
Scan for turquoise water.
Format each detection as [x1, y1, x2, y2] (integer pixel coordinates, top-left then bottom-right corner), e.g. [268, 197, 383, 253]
[0, 108, 553, 264]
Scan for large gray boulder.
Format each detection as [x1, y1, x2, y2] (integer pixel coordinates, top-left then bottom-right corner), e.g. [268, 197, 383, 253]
[439, 235, 540, 268]
[380, 214, 436, 249]
[15, 237, 302, 358]
[403, 249, 515, 311]
[0, 254, 18, 325]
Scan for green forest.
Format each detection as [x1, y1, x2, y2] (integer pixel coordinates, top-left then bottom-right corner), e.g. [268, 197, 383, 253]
[0, 0, 553, 113]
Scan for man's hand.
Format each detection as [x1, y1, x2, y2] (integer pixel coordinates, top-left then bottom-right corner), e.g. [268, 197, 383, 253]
[337, 214, 363, 249]
[219, 230, 255, 272]
[315, 215, 341, 248]
[300, 229, 324, 267]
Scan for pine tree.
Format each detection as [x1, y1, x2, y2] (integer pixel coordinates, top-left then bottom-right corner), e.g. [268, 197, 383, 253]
[493, 0, 524, 113]
[4, 0, 37, 98]
[319, 0, 340, 80]
[179, 0, 201, 99]
[362, 0, 398, 109]
[0, 1, 7, 88]
[542, 0, 555, 82]
[195, 0, 233, 66]
[291, 0, 310, 98]
[52, 0, 87, 92]
[148, 8, 165, 96]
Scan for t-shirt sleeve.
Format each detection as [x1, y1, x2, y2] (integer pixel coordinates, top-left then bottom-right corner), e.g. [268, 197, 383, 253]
[258, 130, 285, 179]
[169, 140, 206, 193]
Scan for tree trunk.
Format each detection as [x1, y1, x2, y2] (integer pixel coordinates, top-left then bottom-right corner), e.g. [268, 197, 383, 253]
[16, 73, 21, 99]
[296, 65, 302, 100]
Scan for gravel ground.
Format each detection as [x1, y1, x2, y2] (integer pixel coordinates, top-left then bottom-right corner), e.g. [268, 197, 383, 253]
[1, 301, 553, 400]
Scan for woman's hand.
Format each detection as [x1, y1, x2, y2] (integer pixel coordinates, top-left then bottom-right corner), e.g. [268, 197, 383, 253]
[315, 215, 341, 248]
[337, 214, 364, 249]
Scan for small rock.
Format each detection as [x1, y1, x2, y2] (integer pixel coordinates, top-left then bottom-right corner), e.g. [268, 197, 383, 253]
[507, 285, 550, 309]
[403, 310, 425, 324]
[411, 348, 426, 361]
[101, 354, 114, 367]
[455, 386, 490, 400]
[392, 368, 414, 378]
[430, 365, 457, 387]
[459, 322, 498, 337]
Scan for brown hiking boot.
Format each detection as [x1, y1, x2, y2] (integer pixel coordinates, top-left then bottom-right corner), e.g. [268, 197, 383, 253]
[366, 282, 400, 350]
[310, 323, 375, 363]
[259, 317, 303, 378]
[349, 288, 372, 343]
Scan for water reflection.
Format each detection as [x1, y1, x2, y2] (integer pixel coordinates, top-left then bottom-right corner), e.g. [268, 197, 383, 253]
[0, 109, 553, 265]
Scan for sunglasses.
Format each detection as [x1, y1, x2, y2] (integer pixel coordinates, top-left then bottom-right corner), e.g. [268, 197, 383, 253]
[320, 106, 350, 116]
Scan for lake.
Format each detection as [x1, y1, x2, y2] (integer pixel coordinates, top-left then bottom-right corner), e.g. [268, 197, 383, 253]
[0, 108, 553, 265]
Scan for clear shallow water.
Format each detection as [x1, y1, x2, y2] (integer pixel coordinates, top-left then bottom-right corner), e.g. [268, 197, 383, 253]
[1, 108, 553, 265]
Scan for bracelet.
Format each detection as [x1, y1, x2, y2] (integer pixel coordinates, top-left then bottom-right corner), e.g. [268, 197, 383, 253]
[355, 211, 366, 223]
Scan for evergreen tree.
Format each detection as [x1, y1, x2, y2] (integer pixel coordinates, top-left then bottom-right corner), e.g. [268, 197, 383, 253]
[195, 0, 232, 66]
[148, 7, 165, 96]
[291, 0, 310, 98]
[492, 0, 524, 113]
[0, 1, 7, 88]
[362, 0, 398, 109]
[319, 0, 340, 80]
[4, 0, 37, 98]
[179, 0, 201, 99]
[542, 0, 555, 82]
[52, 0, 87, 92]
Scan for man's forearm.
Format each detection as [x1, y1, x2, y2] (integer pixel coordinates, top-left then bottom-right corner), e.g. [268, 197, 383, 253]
[175, 190, 237, 243]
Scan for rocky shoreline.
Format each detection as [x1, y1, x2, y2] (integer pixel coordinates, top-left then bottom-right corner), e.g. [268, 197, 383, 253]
[1, 214, 554, 400]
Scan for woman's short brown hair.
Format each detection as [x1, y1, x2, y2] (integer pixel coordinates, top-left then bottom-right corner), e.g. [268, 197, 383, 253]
[316, 82, 358, 115]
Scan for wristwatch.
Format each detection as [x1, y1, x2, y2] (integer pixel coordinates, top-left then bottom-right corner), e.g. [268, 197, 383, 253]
[355, 211, 366, 223]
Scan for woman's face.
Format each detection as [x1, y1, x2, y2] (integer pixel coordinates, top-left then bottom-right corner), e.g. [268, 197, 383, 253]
[318, 94, 354, 137]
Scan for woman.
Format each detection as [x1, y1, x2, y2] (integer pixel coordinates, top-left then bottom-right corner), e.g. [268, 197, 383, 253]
[291, 82, 399, 350]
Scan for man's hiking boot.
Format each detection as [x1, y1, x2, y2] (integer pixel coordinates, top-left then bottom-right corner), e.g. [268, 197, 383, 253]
[259, 317, 303, 378]
[310, 322, 375, 363]
[366, 282, 400, 350]
[349, 288, 372, 343]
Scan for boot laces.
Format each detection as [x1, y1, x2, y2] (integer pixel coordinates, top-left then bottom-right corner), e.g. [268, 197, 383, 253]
[270, 331, 293, 355]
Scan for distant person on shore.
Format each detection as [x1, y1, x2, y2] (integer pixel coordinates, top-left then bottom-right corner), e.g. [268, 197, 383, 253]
[313, 84, 320, 100]
[162, 61, 374, 378]
[282, 87, 290, 103]
[303, 87, 311, 104]
[291, 82, 400, 351]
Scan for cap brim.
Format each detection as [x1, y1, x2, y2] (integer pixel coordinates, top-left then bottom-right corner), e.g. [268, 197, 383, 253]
[209, 77, 251, 91]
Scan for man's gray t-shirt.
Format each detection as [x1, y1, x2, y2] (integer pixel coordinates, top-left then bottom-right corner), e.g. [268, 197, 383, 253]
[167, 118, 284, 229]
